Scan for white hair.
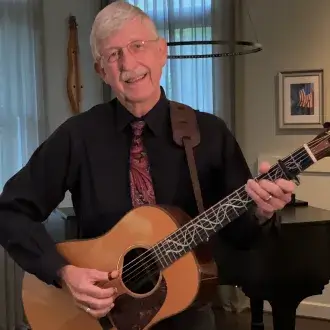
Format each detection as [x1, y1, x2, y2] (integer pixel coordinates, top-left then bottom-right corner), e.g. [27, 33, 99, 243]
[90, 1, 158, 62]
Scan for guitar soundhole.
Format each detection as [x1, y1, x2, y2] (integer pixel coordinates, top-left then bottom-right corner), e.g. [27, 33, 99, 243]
[122, 247, 161, 295]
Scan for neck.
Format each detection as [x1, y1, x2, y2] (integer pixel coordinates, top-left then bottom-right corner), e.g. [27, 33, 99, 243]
[118, 88, 161, 118]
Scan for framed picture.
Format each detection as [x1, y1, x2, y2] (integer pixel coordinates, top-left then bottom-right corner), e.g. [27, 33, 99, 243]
[277, 69, 324, 129]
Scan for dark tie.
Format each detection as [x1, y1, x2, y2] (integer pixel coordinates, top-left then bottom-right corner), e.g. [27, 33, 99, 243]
[129, 121, 156, 207]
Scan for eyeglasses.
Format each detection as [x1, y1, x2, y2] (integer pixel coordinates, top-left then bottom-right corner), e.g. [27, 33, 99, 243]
[102, 38, 159, 64]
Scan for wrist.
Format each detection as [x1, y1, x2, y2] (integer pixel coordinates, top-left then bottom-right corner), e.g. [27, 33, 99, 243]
[255, 208, 274, 224]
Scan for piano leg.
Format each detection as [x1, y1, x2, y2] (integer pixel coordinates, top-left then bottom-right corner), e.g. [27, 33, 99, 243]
[249, 297, 298, 330]
[243, 282, 328, 330]
[268, 295, 305, 330]
[250, 299, 264, 329]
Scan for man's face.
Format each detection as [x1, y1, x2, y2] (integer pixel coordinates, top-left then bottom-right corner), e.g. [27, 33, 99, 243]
[96, 17, 167, 103]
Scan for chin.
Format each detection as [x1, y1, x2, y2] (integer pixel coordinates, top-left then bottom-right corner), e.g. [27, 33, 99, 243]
[124, 86, 158, 103]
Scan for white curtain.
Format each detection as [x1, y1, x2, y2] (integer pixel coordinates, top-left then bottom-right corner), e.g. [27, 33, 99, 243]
[0, 0, 46, 191]
[0, 0, 45, 328]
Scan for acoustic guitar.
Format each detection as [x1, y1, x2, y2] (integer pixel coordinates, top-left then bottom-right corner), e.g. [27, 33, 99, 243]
[22, 127, 330, 330]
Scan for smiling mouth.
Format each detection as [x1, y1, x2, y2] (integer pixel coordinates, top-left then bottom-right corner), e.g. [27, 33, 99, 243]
[125, 73, 147, 84]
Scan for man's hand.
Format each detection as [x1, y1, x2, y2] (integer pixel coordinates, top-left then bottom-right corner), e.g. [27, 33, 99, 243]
[59, 265, 119, 318]
[245, 161, 296, 219]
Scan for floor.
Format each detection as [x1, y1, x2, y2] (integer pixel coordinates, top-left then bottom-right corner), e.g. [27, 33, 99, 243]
[214, 308, 330, 330]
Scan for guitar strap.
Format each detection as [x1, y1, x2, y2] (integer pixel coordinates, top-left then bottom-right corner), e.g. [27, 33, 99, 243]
[169, 101, 204, 214]
[169, 101, 218, 304]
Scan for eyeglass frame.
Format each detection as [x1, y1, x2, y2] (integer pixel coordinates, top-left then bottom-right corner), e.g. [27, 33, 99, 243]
[101, 38, 160, 64]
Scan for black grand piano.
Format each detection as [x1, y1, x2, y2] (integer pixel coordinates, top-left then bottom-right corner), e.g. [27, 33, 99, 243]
[54, 200, 330, 330]
[215, 199, 330, 330]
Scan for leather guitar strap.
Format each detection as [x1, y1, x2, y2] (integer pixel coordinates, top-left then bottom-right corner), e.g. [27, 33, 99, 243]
[169, 101, 204, 214]
[170, 101, 218, 294]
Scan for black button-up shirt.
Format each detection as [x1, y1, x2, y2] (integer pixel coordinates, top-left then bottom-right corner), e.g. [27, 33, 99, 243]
[0, 88, 262, 286]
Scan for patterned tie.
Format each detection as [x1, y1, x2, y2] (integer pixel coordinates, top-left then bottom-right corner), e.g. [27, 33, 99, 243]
[129, 120, 156, 207]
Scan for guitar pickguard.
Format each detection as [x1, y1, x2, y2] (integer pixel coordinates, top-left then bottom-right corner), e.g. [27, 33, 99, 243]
[109, 277, 167, 330]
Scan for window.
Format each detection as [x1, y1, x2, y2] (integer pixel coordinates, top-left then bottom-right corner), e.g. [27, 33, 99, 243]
[126, 0, 214, 114]
[160, 27, 213, 113]
[0, 1, 44, 190]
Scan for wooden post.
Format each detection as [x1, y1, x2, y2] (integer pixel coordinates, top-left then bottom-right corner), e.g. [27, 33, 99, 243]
[67, 15, 82, 115]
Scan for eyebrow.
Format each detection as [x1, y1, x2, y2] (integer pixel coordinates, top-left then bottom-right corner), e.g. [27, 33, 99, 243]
[102, 39, 139, 51]
[102, 36, 157, 51]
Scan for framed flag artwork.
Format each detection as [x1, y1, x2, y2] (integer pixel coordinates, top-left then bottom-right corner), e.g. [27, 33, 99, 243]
[277, 69, 324, 129]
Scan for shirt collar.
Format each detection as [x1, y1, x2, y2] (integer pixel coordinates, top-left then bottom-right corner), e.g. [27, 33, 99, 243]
[115, 87, 169, 136]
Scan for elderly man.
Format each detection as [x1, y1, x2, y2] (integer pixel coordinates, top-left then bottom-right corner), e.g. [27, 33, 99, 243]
[0, 2, 295, 330]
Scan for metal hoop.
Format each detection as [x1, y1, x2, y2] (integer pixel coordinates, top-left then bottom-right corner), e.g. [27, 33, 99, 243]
[166, 40, 262, 59]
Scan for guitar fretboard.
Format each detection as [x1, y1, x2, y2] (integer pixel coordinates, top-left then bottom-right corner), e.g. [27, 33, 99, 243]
[151, 144, 314, 269]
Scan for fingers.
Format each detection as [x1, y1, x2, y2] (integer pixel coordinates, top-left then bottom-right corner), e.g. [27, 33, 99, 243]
[75, 292, 116, 310]
[275, 178, 296, 194]
[62, 266, 119, 319]
[82, 282, 117, 299]
[258, 161, 271, 174]
[246, 178, 295, 212]
[259, 180, 288, 207]
[73, 280, 117, 318]
[246, 182, 274, 213]
[88, 269, 112, 282]
[76, 301, 115, 319]
[109, 270, 119, 280]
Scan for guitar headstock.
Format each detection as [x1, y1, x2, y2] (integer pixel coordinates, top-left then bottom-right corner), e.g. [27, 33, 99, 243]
[308, 123, 330, 161]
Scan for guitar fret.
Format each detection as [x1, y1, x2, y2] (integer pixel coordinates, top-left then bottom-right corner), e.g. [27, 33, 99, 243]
[290, 154, 302, 172]
[163, 241, 174, 265]
[195, 224, 204, 241]
[233, 191, 241, 216]
[201, 212, 212, 237]
[154, 245, 165, 269]
[266, 172, 274, 181]
[154, 243, 165, 267]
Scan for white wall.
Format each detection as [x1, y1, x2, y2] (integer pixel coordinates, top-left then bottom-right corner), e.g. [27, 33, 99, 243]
[236, 0, 330, 168]
[237, 0, 330, 319]
[42, 0, 103, 206]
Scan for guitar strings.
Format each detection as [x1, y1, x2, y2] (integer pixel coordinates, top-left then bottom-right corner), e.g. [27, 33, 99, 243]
[120, 134, 327, 286]
[121, 135, 314, 280]
[119, 134, 329, 288]
[120, 136, 324, 287]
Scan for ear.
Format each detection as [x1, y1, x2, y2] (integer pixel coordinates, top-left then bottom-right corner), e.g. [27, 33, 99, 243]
[94, 61, 106, 79]
[158, 38, 168, 67]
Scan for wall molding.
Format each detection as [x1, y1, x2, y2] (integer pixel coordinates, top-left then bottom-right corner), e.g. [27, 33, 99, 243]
[263, 300, 330, 321]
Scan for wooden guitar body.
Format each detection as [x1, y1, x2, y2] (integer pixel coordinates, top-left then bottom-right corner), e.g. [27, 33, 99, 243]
[22, 205, 218, 330]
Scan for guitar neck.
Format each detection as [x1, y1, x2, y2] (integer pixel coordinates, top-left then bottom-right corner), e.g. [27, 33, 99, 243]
[152, 144, 315, 270]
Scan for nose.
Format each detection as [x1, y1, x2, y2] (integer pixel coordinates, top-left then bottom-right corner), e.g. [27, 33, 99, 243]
[119, 48, 138, 71]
